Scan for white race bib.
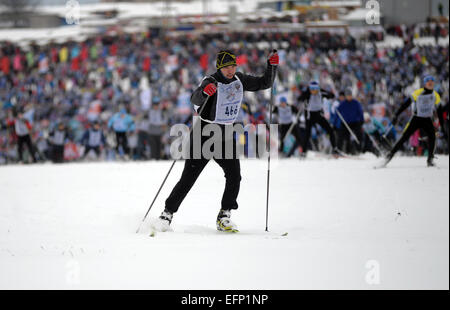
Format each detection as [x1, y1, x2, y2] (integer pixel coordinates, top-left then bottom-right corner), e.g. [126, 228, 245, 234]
[88, 130, 102, 147]
[414, 93, 435, 118]
[214, 78, 244, 124]
[278, 106, 294, 124]
[308, 92, 323, 112]
[53, 131, 65, 145]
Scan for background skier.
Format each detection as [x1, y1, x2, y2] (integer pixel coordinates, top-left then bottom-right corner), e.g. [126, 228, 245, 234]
[383, 75, 443, 167]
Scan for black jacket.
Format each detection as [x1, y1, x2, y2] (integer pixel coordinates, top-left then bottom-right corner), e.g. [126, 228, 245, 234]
[297, 88, 335, 103]
[191, 61, 276, 122]
[394, 88, 434, 118]
[272, 105, 300, 115]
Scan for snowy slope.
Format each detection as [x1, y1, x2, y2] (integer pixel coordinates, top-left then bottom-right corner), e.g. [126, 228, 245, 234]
[0, 154, 448, 289]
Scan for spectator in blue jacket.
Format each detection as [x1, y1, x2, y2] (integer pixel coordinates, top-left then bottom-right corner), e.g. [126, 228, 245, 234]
[108, 107, 135, 159]
[336, 88, 364, 154]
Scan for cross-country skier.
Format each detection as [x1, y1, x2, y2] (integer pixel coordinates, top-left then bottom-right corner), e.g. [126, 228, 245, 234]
[272, 96, 303, 157]
[81, 121, 106, 160]
[108, 107, 135, 160]
[436, 90, 448, 148]
[298, 81, 338, 156]
[48, 121, 71, 163]
[147, 102, 167, 160]
[7, 109, 37, 163]
[154, 49, 278, 232]
[382, 75, 443, 167]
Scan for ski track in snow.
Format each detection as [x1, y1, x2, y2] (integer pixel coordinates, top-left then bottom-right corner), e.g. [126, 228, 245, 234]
[0, 153, 448, 289]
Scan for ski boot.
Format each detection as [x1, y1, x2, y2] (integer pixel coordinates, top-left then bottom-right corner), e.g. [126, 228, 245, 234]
[216, 210, 239, 233]
[152, 209, 173, 232]
[331, 147, 341, 158]
[427, 156, 436, 167]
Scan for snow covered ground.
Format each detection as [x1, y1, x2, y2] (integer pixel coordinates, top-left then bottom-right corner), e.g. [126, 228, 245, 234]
[0, 154, 448, 290]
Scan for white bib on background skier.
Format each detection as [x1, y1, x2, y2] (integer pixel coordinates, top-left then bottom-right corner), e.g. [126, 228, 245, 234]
[411, 88, 440, 118]
[307, 92, 323, 112]
[88, 130, 102, 147]
[278, 105, 294, 124]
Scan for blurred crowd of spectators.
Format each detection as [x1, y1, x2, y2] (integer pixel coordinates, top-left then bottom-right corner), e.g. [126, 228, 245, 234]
[0, 26, 448, 164]
[385, 21, 448, 43]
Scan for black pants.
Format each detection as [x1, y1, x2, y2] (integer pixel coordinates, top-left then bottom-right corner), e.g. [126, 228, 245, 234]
[337, 123, 363, 154]
[137, 131, 150, 159]
[304, 111, 336, 153]
[51, 144, 65, 163]
[82, 146, 100, 159]
[115, 132, 129, 155]
[389, 116, 436, 159]
[165, 120, 241, 213]
[17, 135, 36, 162]
[165, 158, 241, 213]
[149, 134, 162, 160]
[362, 132, 381, 157]
[279, 123, 304, 157]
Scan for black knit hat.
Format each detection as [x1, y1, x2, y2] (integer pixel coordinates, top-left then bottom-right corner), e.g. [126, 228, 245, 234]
[216, 50, 237, 70]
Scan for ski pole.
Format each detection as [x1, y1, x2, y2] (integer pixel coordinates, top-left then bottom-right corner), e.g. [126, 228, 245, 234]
[381, 124, 394, 148]
[282, 103, 304, 142]
[266, 50, 277, 232]
[364, 129, 384, 155]
[136, 94, 211, 233]
[381, 133, 393, 149]
[309, 137, 319, 152]
[382, 124, 393, 139]
[336, 109, 360, 145]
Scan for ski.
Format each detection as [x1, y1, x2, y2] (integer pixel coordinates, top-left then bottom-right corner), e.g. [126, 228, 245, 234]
[332, 148, 365, 159]
[148, 229, 289, 237]
[373, 163, 387, 169]
[219, 229, 239, 233]
[313, 150, 361, 160]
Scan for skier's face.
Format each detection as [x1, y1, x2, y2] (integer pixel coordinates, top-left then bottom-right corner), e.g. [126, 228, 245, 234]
[425, 80, 435, 90]
[220, 65, 237, 80]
